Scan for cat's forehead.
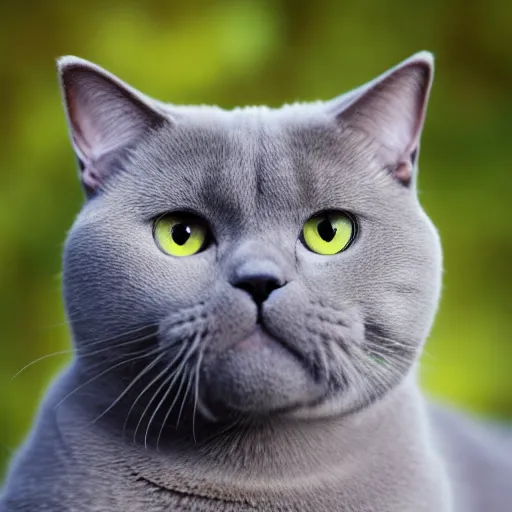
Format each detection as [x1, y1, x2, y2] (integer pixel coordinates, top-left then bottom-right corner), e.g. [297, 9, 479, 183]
[125, 104, 381, 225]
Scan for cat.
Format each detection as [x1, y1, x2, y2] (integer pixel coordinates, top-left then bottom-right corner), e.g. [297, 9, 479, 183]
[1, 51, 510, 511]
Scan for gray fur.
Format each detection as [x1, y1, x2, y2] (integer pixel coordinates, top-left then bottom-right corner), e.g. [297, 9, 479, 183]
[1, 52, 510, 511]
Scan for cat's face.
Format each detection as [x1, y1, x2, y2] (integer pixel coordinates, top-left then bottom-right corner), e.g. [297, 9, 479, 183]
[60, 53, 441, 421]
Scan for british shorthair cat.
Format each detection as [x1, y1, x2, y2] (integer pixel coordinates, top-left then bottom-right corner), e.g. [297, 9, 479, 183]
[1, 51, 511, 511]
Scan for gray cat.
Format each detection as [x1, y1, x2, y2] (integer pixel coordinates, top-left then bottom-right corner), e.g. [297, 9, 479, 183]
[1, 51, 510, 511]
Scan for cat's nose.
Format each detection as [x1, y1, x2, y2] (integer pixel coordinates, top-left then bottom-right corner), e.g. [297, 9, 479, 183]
[231, 262, 285, 305]
[233, 274, 283, 305]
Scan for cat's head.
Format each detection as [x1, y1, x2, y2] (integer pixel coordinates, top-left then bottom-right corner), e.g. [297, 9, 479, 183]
[59, 52, 441, 422]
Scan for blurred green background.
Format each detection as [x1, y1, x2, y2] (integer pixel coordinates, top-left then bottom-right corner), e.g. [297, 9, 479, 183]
[1, 0, 511, 479]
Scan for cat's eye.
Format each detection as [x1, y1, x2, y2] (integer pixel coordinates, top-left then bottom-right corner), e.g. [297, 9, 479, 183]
[153, 213, 210, 257]
[301, 211, 356, 255]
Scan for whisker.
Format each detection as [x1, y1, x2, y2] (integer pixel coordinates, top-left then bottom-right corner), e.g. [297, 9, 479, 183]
[172, 332, 204, 430]
[89, 352, 166, 426]
[77, 325, 158, 352]
[142, 332, 203, 446]
[10, 350, 72, 383]
[176, 370, 195, 434]
[53, 347, 163, 411]
[130, 342, 190, 444]
[328, 341, 372, 406]
[82, 340, 161, 375]
[140, 333, 207, 448]
[364, 347, 415, 366]
[36, 313, 147, 332]
[195, 394, 217, 423]
[123, 342, 186, 443]
[10, 326, 159, 383]
[141, 366, 177, 449]
[81, 338, 163, 376]
[192, 346, 206, 443]
[156, 367, 189, 451]
[350, 344, 405, 404]
[364, 341, 416, 358]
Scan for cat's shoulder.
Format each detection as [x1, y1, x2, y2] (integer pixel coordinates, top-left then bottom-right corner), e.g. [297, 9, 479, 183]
[428, 401, 512, 512]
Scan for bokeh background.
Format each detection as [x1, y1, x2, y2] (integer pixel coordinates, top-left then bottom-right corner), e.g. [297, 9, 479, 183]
[1, 0, 511, 479]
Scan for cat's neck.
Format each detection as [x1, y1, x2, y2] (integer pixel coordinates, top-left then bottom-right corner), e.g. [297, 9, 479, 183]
[54, 368, 444, 504]
[146, 375, 431, 481]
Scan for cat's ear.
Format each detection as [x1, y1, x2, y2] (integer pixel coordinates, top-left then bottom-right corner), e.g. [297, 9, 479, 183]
[330, 51, 434, 186]
[57, 56, 166, 197]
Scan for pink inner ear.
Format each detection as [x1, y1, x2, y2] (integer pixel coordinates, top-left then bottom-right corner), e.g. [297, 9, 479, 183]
[342, 66, 429, 160]
[66, 73, 153, 164]
[334, 55, 433, 184]
[59, 57, 165, 194]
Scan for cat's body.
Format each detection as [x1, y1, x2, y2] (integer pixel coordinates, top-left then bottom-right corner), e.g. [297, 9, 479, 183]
[3, 367, 452, 511]
[1, 52, 511, 511]
[4, 367, 511, 512]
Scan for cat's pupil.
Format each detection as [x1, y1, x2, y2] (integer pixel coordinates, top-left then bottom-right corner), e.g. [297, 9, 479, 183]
[171, 224, 191, 245]
[318, 217, 336, 242]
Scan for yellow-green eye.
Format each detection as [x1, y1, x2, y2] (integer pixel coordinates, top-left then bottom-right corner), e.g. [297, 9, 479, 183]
[302, 212, 356, 255]
[154, 213, 209, 257]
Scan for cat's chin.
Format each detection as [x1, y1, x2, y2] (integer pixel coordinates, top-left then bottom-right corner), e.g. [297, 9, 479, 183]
[201, 327, 324, 417]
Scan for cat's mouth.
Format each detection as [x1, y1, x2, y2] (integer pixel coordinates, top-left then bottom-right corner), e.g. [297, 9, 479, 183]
[236, 326, 309, 369]
[201, 326, 324, 417]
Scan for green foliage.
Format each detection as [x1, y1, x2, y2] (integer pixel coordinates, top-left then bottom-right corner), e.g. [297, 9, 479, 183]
[1, 0, 511, 479]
